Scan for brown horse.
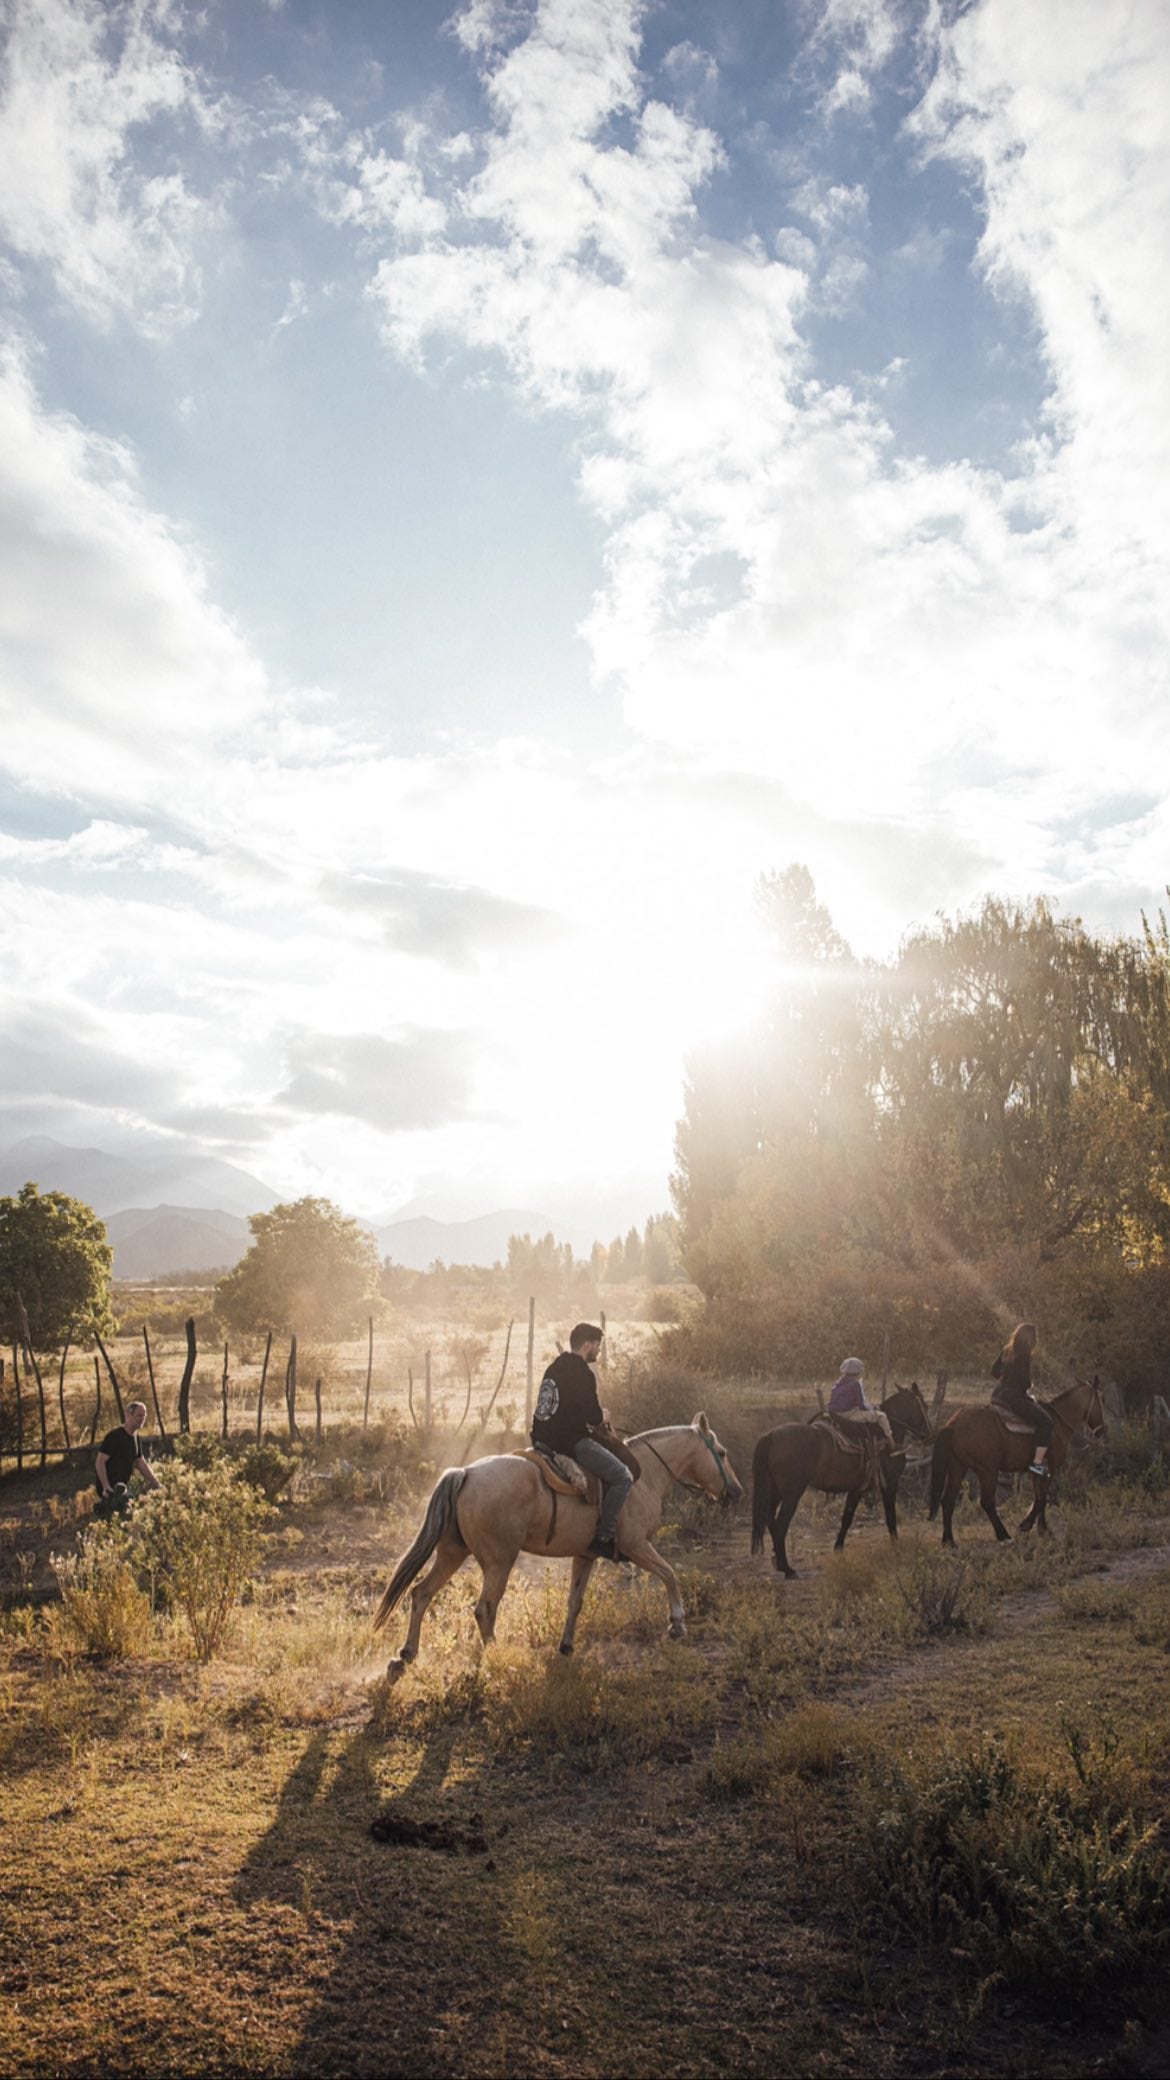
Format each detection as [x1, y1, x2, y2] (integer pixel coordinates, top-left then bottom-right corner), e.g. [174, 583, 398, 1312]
[751, 1385, 932, 1579]
[373, 1413, 744, 1671]
[928, 1376, 1106, 1544]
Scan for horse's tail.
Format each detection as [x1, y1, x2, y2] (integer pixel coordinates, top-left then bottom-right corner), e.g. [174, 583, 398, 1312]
[372, 1467, 468, 1634]
[750, 1433, 775, 1556]
[927, 1427, 954, 1521]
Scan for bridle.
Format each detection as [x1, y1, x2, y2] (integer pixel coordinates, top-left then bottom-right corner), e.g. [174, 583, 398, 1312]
[1048, 1380, 1107, 1443]
[630, 1427, 736, 1501]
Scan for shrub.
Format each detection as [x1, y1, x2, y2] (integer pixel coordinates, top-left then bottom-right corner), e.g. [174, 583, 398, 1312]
[893, 1547, 993, 1637]
[237, 1440, 296, 1502]
[134, 1461, 273, 1661]
[867, 1737, 1170, 2007]
[642, 1287, 684, 1323]
[49, 1523, 150, 1660]
[171, 1433, 229, 1472]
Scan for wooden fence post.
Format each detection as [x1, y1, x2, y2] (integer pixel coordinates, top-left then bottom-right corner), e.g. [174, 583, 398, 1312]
[15, 1296, 47, 1468]
[57, 1337, 72, 1453]
[285, 1335, 299, 1443]
[526, 1297, 536, 1432]
[88, 1354, 102, 1447]
[256, 1329, 272, 1444]
[424, 1350, 432, 1433]
[460, 1319, 514, 1459]
[11, 1342, 23, 1473]
[93, 1330, 125, 1424]
[142, 1325, 166, 1441]
[314, 1376, 323, 1444]
[363, 1316, 373, 1431]
[178, 1318, 197, 1434]
[221, 1342, 230, 1440]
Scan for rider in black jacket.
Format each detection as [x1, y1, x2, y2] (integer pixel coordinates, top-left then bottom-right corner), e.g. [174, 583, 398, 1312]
[531, 1323, 632, 1562]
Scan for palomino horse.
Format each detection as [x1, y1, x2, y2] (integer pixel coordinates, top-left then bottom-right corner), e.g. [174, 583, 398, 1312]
[750, 1385, 933, 1579]
[928, 1375, 1106, 1544]
[373, 1413, 744, 1672]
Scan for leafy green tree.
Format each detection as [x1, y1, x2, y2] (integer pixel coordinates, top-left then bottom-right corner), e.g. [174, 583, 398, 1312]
[214, 1197, 379, 1339]
[0, 1181, 114, 1350]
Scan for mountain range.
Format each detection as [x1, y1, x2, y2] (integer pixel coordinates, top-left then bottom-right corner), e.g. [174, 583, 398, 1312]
[0, 1135, 559, 1279]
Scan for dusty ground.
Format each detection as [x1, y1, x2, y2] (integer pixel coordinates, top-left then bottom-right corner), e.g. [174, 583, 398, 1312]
[1, 1444, 1169, 2079]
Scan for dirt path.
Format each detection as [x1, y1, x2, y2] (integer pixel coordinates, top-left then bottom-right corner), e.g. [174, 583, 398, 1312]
[833, 1533, 1170, 1716]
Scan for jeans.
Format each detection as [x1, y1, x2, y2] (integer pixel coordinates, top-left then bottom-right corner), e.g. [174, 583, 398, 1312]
[574, 1437, 635, 1543]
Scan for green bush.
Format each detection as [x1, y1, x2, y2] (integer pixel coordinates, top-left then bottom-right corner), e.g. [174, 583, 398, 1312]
[50, 1523, 150, 1660]
[867, 1737, 1170, 2008]
[171, 1433, 229, 1472]
[134, 1461, 273, 1661]
[236, 1440, 296, 1501]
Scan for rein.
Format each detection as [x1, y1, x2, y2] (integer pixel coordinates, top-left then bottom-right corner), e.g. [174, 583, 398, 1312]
[1044, 1383, 1106, 1441]
[629, 1428, 732, 1500]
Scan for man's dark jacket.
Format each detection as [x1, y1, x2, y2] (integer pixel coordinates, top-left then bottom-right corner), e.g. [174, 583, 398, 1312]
[531, 1352, 603, 1454]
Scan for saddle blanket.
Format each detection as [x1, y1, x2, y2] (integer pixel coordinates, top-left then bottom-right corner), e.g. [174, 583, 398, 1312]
[513, 1446, 597, 1505]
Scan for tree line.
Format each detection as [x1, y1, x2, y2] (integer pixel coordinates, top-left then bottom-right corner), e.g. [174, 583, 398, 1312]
[671, 867, 1170, 1400]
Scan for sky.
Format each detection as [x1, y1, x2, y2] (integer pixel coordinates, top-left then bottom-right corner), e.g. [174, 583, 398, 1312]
[0, 0, 1168, 1239]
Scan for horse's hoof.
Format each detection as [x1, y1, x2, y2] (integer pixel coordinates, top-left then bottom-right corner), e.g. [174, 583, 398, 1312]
[667, 1621, 687, 1641]
[558, 1643, 573, 1657]
[387, 1657, 408, 1683]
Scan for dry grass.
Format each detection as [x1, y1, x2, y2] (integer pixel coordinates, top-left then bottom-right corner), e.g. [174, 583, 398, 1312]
[2, 1440, 1170, 2077]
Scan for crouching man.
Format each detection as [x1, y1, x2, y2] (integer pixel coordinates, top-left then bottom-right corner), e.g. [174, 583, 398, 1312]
[94, 1401, 161, 1521]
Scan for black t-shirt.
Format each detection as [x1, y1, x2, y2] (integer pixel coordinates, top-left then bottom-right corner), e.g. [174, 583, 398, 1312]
[531, 1352, 604, 1454]
[95, 1426, 142, 1491]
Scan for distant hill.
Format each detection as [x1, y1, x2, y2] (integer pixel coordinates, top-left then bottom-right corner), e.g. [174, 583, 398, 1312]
[0, 1134, 278, 1220]
[377, 1209, 556, 1270]
[105, 1206, 251, 1281]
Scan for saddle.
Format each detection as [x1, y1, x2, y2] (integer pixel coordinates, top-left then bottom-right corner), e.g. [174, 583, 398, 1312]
[812, 1413, 885, 1496]
[513, 1445, 595, 1503]
[992, 1407, 1036, 1438]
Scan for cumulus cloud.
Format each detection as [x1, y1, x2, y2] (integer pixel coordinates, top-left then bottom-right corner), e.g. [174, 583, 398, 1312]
[278, 1029, 477, 1132]
[0, 346, 270, 804]
[0, 0, 223, 331]
[321, 868, 568, 967]
[342, 0, 1169, 882]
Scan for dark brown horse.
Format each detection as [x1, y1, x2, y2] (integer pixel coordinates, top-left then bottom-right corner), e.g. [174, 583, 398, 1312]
[751, 1385, 933, 1578]
[928, 1376, 1106, 1545]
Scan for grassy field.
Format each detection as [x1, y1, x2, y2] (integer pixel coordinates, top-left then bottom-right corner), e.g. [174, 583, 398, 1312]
[2, 1386, 1169, 2078]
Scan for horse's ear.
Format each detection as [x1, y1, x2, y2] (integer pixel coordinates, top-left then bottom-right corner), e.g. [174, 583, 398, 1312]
[693, 1410, 710, 1434]
[912, 1382, 924, 1402]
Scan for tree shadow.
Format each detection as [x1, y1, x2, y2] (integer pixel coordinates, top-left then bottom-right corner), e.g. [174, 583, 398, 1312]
[235, 1694, 509, 2076]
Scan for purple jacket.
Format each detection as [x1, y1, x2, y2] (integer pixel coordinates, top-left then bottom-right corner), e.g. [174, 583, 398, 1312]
[829, 1374, 872, 1413]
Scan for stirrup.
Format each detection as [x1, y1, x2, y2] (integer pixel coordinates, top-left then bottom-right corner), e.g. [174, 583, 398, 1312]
[1029, 1460, 1049, 1478]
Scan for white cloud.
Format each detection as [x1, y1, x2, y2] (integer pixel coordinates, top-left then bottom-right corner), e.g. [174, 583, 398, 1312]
[0, 345, 270, 803]
[348, 0, 1169, 866]
[0, 0, 223, 331]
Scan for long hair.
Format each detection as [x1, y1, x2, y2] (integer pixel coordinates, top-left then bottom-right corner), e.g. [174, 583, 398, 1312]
[1000, 1321, 1037, 1366]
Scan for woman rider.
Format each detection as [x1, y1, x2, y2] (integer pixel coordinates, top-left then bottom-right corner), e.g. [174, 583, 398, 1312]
[990, 1321, 1052, 1477]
